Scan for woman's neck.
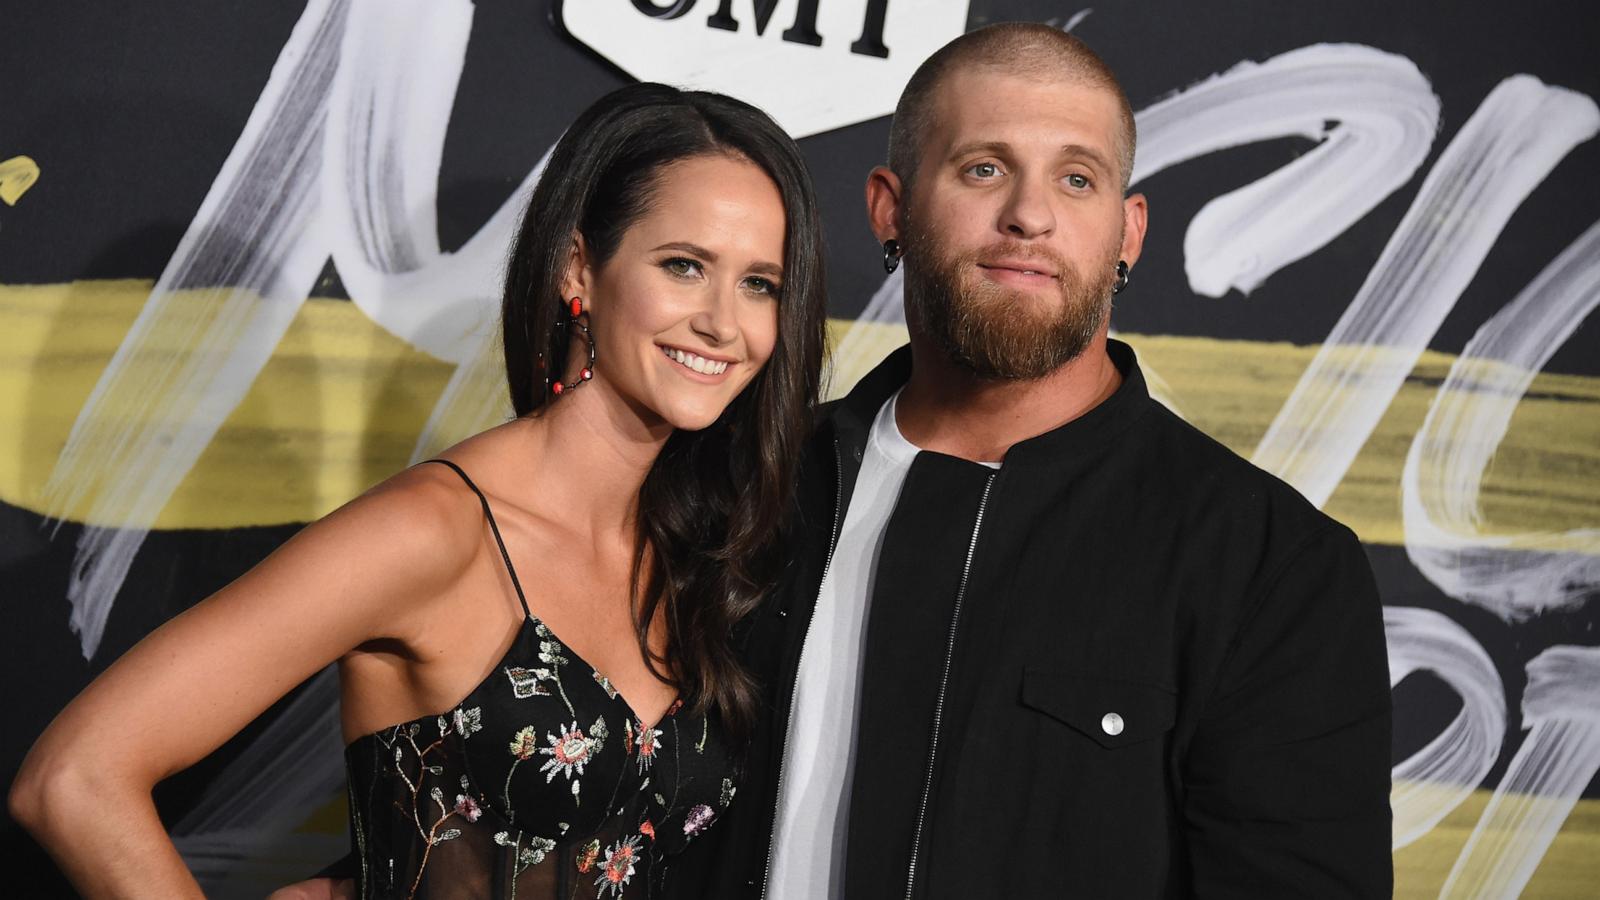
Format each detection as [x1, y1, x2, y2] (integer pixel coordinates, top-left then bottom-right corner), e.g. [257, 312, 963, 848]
[518, 383, 673, 542]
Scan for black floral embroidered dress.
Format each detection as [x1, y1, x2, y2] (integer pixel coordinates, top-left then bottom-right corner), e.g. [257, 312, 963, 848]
[345, 460, 738, 899]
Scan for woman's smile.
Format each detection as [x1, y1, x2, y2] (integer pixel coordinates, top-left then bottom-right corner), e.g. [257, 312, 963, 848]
[659, 344, 734, 378]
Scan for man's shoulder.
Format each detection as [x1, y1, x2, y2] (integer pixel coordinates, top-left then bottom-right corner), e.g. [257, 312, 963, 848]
[1131, 400, 1355, 549]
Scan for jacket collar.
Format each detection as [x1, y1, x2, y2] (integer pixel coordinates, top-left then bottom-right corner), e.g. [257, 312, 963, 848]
[825, 338, 1154, 470]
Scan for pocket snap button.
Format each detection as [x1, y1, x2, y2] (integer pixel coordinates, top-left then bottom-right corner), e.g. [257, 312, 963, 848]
[1101, 712, 1124, 736]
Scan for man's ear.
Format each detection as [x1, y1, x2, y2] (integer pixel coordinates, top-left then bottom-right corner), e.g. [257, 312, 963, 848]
[865, 166, 906, 244]
[558, 232, 595, 304]
[1119, 193, 1149, 269]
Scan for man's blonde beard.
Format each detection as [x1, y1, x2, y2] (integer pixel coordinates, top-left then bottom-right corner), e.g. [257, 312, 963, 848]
[901, 222, 1121, 380]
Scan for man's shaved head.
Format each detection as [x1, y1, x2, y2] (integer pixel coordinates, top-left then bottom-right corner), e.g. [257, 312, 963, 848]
[888, 23, 1137, 193]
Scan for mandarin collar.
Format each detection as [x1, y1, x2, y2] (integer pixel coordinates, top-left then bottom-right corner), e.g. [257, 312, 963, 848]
[826, 339, 1153, 469]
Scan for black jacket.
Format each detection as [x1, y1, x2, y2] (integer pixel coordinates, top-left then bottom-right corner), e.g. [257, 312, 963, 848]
[671, 341, 1393, 898]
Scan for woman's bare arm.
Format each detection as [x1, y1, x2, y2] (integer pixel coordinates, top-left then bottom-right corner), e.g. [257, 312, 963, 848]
[8, 468, 479, 898]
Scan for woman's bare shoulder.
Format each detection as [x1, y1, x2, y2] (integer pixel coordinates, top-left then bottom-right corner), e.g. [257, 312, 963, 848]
[291, 460, 493, 606]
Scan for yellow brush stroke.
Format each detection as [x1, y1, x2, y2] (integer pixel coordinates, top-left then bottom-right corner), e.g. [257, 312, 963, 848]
[0, 281, 452, 529]
[828, 320, 1600, 548]
[1, 281, 1597, 543]
[0, 155, 40, 206]
[1392, 786, 1600, 898]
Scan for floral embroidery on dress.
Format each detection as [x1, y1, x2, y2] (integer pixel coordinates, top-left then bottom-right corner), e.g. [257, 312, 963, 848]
[453, 793, 482, 822]
[510, 726, 540, 759]
[535, 623, 568, 664]
[494, 829, 558, 883]
[454, 706, 484, 737]
[595, 834, 643, 897]
[576, 838, 602, 874]
[634, 720, 663, 774]
[540, 720, 601, 782]
[374, 714, 492, 898]
[683, 804, 715, 836]
[344, 469, 739, 898]
[505, 666, 552, 699]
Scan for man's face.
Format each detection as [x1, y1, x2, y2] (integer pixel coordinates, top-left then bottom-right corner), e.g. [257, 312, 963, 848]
[899, 68, 1136, 379]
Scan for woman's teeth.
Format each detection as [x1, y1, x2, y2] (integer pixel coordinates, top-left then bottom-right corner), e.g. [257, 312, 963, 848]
[662, 346, 729, 375]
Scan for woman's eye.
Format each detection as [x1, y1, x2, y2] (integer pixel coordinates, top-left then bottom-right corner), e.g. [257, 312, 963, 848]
[744, 276, 781, 297]
[1065, 173, 1090, 189]
[663, 257, 702, 278]
[967, 162, 1001, 179]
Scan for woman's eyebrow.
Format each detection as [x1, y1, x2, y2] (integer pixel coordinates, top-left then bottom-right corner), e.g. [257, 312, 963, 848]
[653, 241, 782, 278]
[651, 241, 717, 260]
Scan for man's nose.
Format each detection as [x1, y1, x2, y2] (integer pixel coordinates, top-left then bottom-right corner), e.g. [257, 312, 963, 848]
[999, 175, 1056, 239]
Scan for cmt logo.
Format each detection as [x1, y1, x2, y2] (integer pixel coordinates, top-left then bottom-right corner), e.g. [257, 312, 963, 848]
[627, 0, 892, 58]
[556, 0, 969, 137]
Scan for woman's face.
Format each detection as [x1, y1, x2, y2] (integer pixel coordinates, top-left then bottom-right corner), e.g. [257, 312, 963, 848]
[569, 153, 787, 432]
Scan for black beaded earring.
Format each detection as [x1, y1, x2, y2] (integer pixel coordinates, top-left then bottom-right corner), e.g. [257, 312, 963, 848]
[882, 239, 902, 274]
[1111, 260, 1130, 295]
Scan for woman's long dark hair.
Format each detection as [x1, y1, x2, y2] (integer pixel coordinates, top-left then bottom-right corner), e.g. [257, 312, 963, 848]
[502, 83, 827, 739]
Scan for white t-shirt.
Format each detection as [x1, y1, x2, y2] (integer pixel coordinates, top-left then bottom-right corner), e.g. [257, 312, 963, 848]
[765, 391, 920, 898]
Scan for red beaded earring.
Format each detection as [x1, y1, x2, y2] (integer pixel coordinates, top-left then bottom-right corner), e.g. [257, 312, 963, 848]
[546, 296, 595, 397]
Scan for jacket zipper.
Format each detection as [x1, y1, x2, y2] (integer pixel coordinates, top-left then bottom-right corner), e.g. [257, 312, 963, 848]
[759, 439, 846, 897]
[903, 473, 996, 900]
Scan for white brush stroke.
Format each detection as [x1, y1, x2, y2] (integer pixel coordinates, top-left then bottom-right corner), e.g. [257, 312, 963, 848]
[1441, 645, 1600, 898]
[408, 147, 551, 462]
[1252, 76, 1600, 507]
[1385, 605, 1507, 849]
[1133, 44, 1439, 297]
[38, 0, 349, 659]
[1402, 220, 1600, 622]
[324, 0, 539, 365]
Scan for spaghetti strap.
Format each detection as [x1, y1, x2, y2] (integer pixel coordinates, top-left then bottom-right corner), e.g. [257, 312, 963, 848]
[420, 458, 534, 621]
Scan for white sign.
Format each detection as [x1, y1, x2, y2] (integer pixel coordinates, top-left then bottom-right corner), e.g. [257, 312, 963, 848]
[556, 0, 970, 138]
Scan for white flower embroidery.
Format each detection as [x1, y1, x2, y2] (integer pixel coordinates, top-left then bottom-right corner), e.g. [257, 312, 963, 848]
[594, 834, 643, 897]
[453, 706, 483, 737]
[539, 721, 598, 782]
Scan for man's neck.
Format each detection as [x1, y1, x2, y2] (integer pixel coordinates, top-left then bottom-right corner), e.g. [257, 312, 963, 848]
[894, 331, 1123, 463]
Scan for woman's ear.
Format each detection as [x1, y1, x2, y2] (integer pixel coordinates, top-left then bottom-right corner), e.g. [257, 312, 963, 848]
[558, 232, 594, 304]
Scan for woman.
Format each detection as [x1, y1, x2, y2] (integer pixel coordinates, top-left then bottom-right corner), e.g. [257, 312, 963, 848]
[10, 82, 828, 898]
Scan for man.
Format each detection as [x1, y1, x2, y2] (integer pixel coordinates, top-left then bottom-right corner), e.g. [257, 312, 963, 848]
[674, 22, 1393, 899]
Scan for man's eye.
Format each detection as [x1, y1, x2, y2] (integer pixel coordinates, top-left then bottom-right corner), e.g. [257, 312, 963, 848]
[663, 258, 702, 277]
[967, 162, 1001, 178]
[1066, 173, 1090, 189]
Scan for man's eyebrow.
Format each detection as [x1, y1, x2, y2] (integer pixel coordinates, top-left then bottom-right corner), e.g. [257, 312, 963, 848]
[1060, 143, 1115, 175]
[652, 241, 783, 279]
[947, 141, 1013, 162]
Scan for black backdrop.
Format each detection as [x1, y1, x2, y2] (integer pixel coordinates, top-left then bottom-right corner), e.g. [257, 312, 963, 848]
[3, 1, 1597, 895]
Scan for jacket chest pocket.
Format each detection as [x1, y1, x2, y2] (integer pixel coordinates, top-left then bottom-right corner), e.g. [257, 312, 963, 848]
[1020, 668, 1177, 748]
